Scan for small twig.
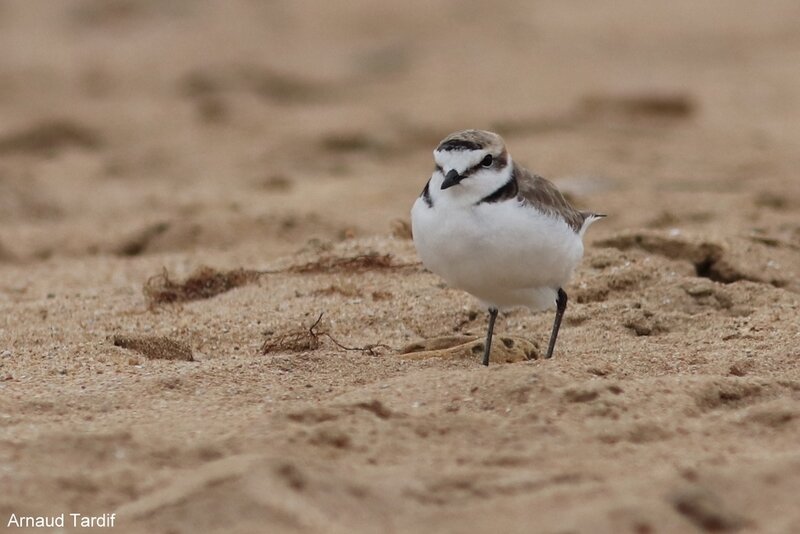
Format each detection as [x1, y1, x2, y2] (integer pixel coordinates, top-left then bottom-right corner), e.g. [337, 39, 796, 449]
[308, 312, 324, 336]
[313, 312, 391, 356]
[320, 332, 392, 356]
[261, 311, 392, 356]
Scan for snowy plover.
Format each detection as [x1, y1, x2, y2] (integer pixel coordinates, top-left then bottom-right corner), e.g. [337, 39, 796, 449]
[411, 129, 604, 365]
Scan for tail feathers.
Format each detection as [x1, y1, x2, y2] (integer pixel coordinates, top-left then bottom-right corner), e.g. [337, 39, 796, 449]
[579, 212, 606, 237]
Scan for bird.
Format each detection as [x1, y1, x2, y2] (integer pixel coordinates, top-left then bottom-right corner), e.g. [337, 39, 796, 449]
[410, 129, 604, 365]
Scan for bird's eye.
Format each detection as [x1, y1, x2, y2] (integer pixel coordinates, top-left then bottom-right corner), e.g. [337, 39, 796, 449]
[481, 155, 493, 167]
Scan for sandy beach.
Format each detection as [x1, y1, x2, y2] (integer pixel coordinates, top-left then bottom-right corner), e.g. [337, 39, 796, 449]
[2, 1, 800, 532]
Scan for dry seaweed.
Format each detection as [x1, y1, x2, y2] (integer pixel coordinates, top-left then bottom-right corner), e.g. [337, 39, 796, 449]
[0, 119, 101, 155]
[144, 266, 260, 306]
[284, 253, 398, 274]
[490, 92, 694, 137]
[112, 335, 194, 361]
[320, 132, 382, 153]
[180, 65, 331, 105]
[581, 93, 695, 119]
[144, 253, 419, 307]
[258, 252, 419, 275]
[310, 284, 363, 298]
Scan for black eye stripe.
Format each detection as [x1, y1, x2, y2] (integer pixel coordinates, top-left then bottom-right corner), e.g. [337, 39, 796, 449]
[464, 154, 506, 176]
[434, 152, 507, 180]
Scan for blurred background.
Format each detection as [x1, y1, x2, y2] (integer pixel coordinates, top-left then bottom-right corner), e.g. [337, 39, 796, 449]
[1, 0, 799, 263]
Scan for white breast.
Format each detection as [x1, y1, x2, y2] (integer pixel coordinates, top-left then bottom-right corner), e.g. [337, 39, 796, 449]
[411, 195, 584, 311]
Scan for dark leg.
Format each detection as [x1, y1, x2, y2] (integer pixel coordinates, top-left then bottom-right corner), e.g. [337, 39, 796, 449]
[482, 308, 498, 366]
[545, 288, 568, 359]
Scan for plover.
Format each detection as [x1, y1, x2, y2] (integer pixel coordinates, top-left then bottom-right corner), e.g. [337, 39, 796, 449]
[411, 129, 604, 365]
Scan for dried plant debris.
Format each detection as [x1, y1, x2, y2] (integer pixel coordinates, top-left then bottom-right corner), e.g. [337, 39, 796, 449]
[112, 335, 194, 361]
[144, 253, 418, 307]
[260, 314, 323, 354]
[490, 92, 694, 136]
[320, 132, 386, 154]
[261, 313, 390, 356]
[581, 93, 695, 119]
[0, 119, 101, 155]
[262, 252, 419, 275]
[144, 266, 260, 306]
[257, 174, 293, 192]
[310, 284, 363, 298]
[283, 253, 402, 274]
[180, 65, 331, 105]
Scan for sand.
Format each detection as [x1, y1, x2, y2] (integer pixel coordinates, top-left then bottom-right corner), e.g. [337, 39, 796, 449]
[2, 1, 800, 532]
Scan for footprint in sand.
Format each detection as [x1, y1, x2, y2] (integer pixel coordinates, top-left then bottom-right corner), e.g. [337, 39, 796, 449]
[399, 335, 539, 364]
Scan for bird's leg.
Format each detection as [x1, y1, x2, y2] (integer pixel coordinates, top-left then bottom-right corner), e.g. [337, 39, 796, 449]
[545, 288, 568, 359]
[482, 307, 499, 366]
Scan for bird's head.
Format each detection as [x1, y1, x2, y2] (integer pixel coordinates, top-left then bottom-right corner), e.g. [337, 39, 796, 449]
[431, 129, 512, 205]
